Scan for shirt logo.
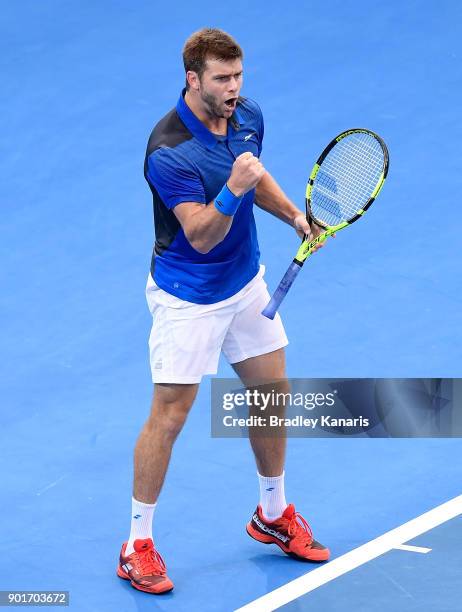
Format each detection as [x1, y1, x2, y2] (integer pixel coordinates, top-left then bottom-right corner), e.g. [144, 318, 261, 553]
[244, 133, 255, 141]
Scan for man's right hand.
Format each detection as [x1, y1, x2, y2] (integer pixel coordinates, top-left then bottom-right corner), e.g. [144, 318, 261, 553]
[227, 152, 266, 196]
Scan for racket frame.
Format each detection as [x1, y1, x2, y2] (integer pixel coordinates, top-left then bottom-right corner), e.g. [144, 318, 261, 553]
[294, 128, 389, 265]
[262, 128, 389, 320]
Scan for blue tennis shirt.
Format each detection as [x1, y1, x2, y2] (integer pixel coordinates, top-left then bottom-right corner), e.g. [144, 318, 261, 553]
[144, 90, 264, 304]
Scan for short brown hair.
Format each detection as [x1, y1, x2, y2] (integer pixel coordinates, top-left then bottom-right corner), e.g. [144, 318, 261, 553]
[182, 28, 243, 88]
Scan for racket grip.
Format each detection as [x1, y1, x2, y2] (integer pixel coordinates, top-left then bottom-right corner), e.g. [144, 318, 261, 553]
[261, 261, 302, 319]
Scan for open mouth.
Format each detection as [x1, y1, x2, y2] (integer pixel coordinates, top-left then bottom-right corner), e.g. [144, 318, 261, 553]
[224, 97, 237, 109]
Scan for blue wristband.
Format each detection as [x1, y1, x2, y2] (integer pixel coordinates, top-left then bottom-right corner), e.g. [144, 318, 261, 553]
[214, 183, 243, 216]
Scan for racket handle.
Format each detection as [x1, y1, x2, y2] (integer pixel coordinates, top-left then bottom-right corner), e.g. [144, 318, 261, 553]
[262, 261, 302, 319]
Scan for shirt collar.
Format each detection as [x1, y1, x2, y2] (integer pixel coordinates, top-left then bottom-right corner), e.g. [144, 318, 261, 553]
[176, 89, 245, 149]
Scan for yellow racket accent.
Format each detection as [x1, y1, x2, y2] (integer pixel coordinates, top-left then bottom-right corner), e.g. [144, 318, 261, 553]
[371, 172, 386, 199]
[294, 221, 349, 264]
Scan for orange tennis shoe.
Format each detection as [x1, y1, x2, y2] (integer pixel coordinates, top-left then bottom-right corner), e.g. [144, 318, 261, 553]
[246, 504, 330, 562]
[117, 538, 173, 594]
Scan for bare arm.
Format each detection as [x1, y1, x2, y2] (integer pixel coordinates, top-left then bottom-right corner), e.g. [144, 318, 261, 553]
[255, 171, 325, 243]
[255, 171, 302, 225]
[174, 200, 233, 254]
[255, 171, 311, 237]
[174, 152, 266, 254]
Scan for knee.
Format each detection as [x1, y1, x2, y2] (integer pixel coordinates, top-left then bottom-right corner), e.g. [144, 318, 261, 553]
[147, 401, 191, 441]
[160, 410, 188, 441]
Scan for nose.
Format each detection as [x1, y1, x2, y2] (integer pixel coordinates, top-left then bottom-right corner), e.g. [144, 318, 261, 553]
[228, 76, 240, 93]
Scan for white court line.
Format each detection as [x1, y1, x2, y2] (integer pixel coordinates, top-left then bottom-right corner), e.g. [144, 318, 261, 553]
[394, 544, 431, 554]
[235, 494, 462, 612]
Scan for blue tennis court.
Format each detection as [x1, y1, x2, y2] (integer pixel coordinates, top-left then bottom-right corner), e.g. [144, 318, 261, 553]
[1, 1, 461, 610]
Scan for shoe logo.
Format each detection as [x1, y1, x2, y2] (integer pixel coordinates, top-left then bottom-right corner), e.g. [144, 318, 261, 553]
[244, 132, 255, 141]
[133, 514, 142, 519]
[123, 563, 133, 572]
[253, 513, 290, 543]
[266, 487, 275, 491]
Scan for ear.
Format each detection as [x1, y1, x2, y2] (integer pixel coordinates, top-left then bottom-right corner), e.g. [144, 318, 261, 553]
[186, 70, 200, 91]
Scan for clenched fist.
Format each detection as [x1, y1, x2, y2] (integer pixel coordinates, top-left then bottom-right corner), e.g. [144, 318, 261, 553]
[227, 152, 266, 197]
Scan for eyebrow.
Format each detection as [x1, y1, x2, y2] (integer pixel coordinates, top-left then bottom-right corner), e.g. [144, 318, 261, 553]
[213, 71, 243, 79]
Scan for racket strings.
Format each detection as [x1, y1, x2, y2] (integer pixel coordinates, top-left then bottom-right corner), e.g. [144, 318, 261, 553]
[310, 133, 384, 227]
[316, 140, 381, 217]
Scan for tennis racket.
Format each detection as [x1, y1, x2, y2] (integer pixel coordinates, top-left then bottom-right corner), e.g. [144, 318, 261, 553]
[262, 128, 389, 319]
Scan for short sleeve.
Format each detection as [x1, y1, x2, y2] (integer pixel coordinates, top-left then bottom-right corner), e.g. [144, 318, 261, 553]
[244, 98, 264, 156]
[146, 148, 206, 209]
[256, 104, 264, 155]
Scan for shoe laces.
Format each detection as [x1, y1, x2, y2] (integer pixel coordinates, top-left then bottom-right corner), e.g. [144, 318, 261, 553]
[134, 545, 167, 576]
[287, 511, 313, 547]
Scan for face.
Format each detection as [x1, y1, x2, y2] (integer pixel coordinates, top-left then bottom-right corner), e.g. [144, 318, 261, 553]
[189, 57, 243, 119]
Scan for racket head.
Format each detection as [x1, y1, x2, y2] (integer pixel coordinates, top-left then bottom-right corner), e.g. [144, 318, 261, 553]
[305, 128, 389, 230]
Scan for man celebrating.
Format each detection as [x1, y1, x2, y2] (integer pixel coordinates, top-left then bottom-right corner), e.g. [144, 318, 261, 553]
[117, 28, 330, 595]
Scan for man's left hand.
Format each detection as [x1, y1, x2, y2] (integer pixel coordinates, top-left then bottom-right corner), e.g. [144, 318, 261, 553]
[293, 213, 326, 252]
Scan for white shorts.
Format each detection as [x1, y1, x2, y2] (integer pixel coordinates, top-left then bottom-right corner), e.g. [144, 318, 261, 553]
[145, 265, 288, 384]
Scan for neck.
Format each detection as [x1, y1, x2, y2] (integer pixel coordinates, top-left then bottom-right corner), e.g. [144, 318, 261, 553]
[184, 89, 227, 136]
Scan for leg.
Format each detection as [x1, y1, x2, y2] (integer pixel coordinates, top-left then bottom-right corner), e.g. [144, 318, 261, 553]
[133, 382, 198, 503]
[231, 347, 288, 476]
[118, 383, 197, 593]
[119, 273, 232, 593]
[237, 348, 331, 562]
[225, 278, 330, 561]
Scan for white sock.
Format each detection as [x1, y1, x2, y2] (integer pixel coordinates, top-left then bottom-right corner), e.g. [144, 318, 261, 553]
[258, 471, 287, 521]
[126, 497, 157, 556]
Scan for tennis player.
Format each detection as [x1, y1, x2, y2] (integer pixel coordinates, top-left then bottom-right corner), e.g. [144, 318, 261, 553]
[117, 28, 330, 594]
